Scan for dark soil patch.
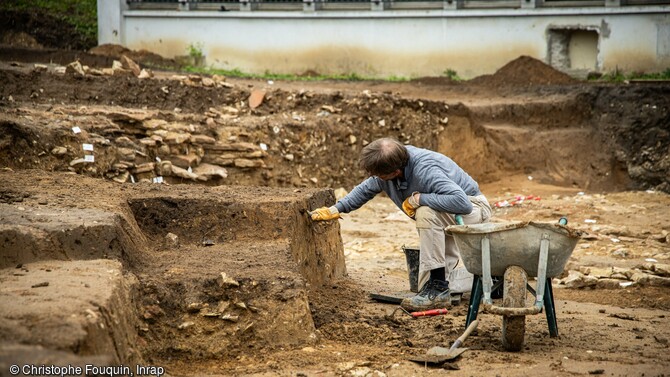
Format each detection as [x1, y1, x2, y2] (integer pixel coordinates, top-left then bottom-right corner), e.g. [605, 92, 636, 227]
[410, 76, 461, 86]
[0, 10, 95, 51]
[0, 45, 116, 68]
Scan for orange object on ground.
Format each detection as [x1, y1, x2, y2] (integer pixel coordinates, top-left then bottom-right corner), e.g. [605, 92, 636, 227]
[411, 308, 448, 317]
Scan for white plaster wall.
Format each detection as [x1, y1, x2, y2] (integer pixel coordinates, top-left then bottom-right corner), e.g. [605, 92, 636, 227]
[97, 0, 127, 45]
[104, 5, 670, 78]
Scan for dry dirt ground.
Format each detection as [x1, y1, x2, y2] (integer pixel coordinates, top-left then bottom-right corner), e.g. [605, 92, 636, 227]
[0, 44, 669, 377]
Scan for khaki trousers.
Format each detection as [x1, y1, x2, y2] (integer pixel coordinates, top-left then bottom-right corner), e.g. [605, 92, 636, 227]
[416, 195, 492, 291]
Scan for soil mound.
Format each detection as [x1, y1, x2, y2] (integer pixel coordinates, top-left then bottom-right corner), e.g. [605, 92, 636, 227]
[471, 55, 576, 87]
[89, 44, 180, 70]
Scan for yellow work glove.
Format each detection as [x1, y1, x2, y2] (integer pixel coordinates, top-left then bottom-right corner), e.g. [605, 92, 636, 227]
[310, 206, 340, 221]
[402, 192, 421, 218]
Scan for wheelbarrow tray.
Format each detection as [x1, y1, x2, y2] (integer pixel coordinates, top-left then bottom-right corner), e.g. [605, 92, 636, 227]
[446, 221, 580, 278]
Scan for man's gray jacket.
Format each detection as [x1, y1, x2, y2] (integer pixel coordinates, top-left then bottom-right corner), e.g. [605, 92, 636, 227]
[335, 145, 482, 215]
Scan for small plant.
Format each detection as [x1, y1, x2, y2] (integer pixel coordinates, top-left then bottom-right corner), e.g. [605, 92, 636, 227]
[442, 69, 461, 81]
[187, 43, 204, 60]
[387, 75, 409, 82]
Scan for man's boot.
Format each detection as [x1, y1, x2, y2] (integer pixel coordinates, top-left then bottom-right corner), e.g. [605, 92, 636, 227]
[400, 279, 451, 312]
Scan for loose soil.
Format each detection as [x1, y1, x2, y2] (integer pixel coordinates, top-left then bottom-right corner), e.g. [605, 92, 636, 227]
[0, 42, 669, 377]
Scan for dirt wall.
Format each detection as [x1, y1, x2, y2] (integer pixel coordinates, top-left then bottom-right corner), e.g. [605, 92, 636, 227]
[1, 65, 667, 193]
[0, 169, 347, 363]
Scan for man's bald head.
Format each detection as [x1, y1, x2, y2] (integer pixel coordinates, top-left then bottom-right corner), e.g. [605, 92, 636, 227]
[359, 137, 409, 176]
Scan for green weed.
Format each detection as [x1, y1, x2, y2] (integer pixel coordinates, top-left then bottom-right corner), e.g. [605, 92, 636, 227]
[183, 66, 404, 82]
[442, 69, 462, 81]
[592, 68, 670, 82]
[187, 43, 204, 60]
[1, 0, 97, 44]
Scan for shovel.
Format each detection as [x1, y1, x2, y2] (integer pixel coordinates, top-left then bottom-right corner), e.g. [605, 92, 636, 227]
[408, 319, 479, 365]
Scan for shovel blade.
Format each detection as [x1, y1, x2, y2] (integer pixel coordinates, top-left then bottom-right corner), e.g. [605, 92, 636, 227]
[408, 347, 468, 364]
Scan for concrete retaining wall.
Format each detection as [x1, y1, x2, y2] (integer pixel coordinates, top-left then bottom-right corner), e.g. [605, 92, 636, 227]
[99, 1, 670, 78]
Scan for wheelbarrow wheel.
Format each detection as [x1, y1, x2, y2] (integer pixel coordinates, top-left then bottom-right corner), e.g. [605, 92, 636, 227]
[502, 265, 527, 351]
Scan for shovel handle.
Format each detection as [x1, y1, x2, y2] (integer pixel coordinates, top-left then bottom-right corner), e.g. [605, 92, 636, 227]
[411, 308, 448, 318]
[450, 319, 479, 350]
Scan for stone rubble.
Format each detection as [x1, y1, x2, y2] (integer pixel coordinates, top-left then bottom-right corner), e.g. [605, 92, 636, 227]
[559, 263, 670, 289]
[42, 99, 265, 184]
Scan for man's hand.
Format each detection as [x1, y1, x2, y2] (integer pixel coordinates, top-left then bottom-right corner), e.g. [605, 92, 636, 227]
[402, 192, 421, 218]
[310, 206, 340, 221]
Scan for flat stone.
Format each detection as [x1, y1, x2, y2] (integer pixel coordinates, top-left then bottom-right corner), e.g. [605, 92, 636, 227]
[51, 147, 68, 156]
[191, 134, 216, 145]
[113, 162, 132, 170]
[150, 129, 168, 138]
[120, 55, 141, 76]
[114, 136, 138, 148]
[133, 162, 155, 174]
[116, 147, 136, 161]
[221, 106, 239, 115]
[69, 158, 88, 166]
[204, 142, 258, 152]
[165, 232, 179, 248]
[580, 266, 613, 278]
[164, 122, 196, 133]
[104, 111, 148, 123]
[612, 267, 634, 279]
[631, 272, 670, 287]
[142, 119, 168, 129]
[112, 171, 130, 183]
[193, 163, 228, 181]
[169, 154, 201, 169]
[217, 272, 239, 287]
[66, 61, 85, 76]
[138, 138, 157, 146]
[138, 69, 153, 79]
[212, 74, 227, 83]
[596, 278, 624, 289]
[563, 270, 598, 289]
[651, 263, 670, 277]
[203, 156, 234, 166]
[88, 68, 104, 76]
[170, 165, 198, 180]
[234, 158, 266, 168]
[164, 131, 191, 144]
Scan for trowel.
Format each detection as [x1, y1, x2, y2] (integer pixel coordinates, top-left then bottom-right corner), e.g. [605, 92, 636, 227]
[408, 319, 479, 365]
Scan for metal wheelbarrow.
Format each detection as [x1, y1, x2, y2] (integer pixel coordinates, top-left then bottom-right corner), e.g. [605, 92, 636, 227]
[446, 218, 581, 351]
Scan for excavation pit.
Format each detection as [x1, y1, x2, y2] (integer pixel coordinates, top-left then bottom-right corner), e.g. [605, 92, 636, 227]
[0, 171, 346, 365]
[0, 52, 669, 374]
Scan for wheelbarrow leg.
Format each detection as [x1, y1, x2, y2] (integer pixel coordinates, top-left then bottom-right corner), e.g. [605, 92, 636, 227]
[543, 277, 558, 337]
[466, 274, 483, 327]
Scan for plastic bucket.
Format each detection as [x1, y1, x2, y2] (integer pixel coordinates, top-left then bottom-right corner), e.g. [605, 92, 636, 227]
[402, 246, 420, 293]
